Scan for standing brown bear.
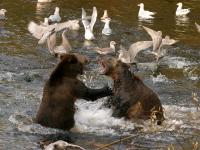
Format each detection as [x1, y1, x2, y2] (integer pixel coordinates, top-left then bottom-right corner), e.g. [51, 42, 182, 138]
[99, 56, 164, 125]
[36, 53, 112, 130]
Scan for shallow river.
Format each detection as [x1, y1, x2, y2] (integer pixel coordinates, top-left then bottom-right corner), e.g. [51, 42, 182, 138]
[0, 0, 200, 149]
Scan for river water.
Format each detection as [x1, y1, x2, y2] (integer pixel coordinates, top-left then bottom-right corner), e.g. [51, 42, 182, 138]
[0, 0, 200, 149]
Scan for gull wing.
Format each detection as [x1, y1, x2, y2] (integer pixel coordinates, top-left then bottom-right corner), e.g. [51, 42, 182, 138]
[95, 45, 114, 55]
[143, 26, 162, 51]
[162, 36, 178, 46]
[55, 20, 79, 31]
[195, 22, 200, 33]
[90, 6, 97, 31]
[61, 30, 72, 51]
[82, 8, 90, 30]
[38, 27, 55, 44]
[28, 21, 56, 44]
[28, 21, 46, 39]
[146, 11, 156, 15]
[82, 7, 87, 19]
[182, 8, 190, 14]
[47, 32, 56, 54]
[28, 20, 78, 44]
[128, 41, 153, 60]
[118, 49, 131, 63]
[54, 21, 68, 32]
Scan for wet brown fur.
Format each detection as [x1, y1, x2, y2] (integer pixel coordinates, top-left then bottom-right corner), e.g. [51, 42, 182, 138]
[99, 57, 164, 125]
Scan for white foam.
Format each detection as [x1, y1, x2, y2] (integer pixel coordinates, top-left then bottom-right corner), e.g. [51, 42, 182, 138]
[74, 100, 200, 135]
[8, 112, 64, 135]
[165, 57, 195, 69]
[151, 73, 174, 84]
[183, 67, 200, 81]
[140, 105, 200, 133]
[161, 105, 200, 130]
[8, 102, 200, 137]
[0, 71, 25, 82]
[0, 71, 15, 82]
[74, 98, 135, 135]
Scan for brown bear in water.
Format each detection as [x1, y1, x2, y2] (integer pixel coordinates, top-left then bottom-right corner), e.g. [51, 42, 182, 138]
[99, 56, 164, 125]
[36, 53, 112, 130]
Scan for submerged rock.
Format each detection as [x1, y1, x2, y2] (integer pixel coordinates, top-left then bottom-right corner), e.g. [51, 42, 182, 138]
[44, 140, 86, 150]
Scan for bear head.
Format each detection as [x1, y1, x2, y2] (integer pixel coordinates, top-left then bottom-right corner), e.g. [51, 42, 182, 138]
[50, 53, 89, 80]
[98, 56, 130, 79]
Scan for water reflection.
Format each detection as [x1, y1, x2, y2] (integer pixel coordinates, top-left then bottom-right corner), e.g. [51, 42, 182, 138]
[176, 16, 190, 27]
[35, 2, 53, 21]
[83, 40, 95, 48]
[138, 17, 154, 26]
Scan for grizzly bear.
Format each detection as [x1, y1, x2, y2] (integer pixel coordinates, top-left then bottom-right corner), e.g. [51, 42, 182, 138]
[36, 53, 112, 130]
[99, 56, 164, 125]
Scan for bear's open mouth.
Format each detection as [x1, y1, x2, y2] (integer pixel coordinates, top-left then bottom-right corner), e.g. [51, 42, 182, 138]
[99, 61, 106, 74]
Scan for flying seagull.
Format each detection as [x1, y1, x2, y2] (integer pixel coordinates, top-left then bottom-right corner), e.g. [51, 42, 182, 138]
[143, 26, 178, 60]
[28, 19, 80, 44]
[118, 41, 153, 63]
[82, 7, 97, 40]
[47, 29, 72, 55]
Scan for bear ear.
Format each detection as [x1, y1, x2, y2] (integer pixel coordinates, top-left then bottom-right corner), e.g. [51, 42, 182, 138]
[59, 54, 66, 61]
[74, 53, 90, 64]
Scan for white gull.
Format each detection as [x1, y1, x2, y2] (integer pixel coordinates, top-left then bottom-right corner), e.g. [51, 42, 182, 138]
[48, 7, 61, 23]
[176, 2, 190, 17]
[0, 9, 7, 20]
[138, 3, 156, 19]
[82, 7, 97, 40]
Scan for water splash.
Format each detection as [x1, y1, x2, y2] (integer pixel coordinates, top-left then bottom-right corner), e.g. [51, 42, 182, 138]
[151, 73, 174, 84]
[164, 57, 196, 69]
[183, 66, 200, 81]
[8, 112, 65, 135]
[74, 98, 135, 135]
[0, 71, 20, 82]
